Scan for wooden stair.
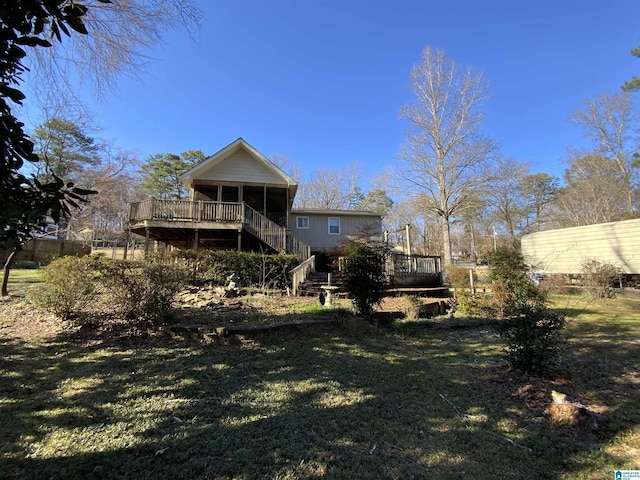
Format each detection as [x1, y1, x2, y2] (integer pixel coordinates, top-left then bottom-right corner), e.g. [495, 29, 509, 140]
[296, 271, 346, 297]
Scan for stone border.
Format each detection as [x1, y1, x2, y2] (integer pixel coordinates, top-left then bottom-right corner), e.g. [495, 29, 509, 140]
[171, 318, 337, 338]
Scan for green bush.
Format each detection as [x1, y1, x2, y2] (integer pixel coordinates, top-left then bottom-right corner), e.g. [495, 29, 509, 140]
[341, 241, 386, 321]
[169, 249, 206, 284]
[447, 266, 475, 288]
[34, 256, 189, 324]
[500, 307, 566, 374]
[13, 260, 39, 269]
[455, 291, 492, 317]
[487, 248, 566, 374]
[96, 259, 188, 322]
[200, 250, 297, 290]
[32, 256, 98, 321]
[488, 247, 546, 319]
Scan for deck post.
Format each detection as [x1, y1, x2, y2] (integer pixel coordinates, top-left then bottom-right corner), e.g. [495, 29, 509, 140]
[193, 229, 199, 252]
[144, 227, 150, 256]
[469, 268, 475, 295]
[405, 224, 412, 272]
[123, 228, 130, 260]
[237, 230, 242, 251]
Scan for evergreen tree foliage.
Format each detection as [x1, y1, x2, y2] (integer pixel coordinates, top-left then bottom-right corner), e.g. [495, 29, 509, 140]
[33, 117, 100, 181]
[141, 150, 205, 199]
[622, 46, 640, 91]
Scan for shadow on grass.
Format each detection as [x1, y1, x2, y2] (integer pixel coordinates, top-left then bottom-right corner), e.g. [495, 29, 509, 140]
[1, 304, 639, 479]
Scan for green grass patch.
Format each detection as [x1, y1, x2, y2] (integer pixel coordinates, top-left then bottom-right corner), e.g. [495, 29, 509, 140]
[1, 295, 639, 478]
[5, 268, 43, 285]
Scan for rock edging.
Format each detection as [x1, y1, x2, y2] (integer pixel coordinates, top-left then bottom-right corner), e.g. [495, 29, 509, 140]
[171, 318, 337, 338]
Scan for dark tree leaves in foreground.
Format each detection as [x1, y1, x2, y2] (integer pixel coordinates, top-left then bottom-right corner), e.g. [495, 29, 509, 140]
[1, 1, 102, 295]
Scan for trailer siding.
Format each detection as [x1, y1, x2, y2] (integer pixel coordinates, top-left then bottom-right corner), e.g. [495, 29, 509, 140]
[521, 218, 640, 274]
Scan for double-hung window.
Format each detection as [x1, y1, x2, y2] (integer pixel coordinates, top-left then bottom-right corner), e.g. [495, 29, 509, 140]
[328, 217, 340, 235]
[296, 216, 309, 229]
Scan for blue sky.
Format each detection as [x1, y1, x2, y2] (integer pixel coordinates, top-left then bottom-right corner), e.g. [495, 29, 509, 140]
[40, 0, 640, 185]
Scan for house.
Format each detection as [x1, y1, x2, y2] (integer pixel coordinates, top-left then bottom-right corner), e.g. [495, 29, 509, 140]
[127, 138, 383, 261]
[291, 209, 382, 251]
[521, 218, 640, 275]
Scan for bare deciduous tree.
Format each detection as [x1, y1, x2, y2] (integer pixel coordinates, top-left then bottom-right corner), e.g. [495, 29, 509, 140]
[72, 146, 141, 242]
[294, 162, 363, 210]
[518, 172, 560, 233]
[556, 153, 630, 226]
[484, 156, 529, 247]
[397, 46, 496, 266]
[570, 91, 639, 215]
[27, 0, 202, 98]
[270, 153, 302, 183]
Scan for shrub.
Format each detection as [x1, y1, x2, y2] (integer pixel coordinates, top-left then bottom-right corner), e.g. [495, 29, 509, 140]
[447, 266, 475, 289]
[488, 247, 546, 318]
[455, 291, 492, 317]
[96, 259, 188, 322]
[581, 259, 623, 299]
[398, 296, 423, 321]
[541, 274, 579, 295]
[200, 251, 297, 290]
[169, 249, 206, 284]
[341, 241, 386, 321]
[486, 248, 566, 374]
[13, 260, 39, 269]
[32, 256, 98, 321]
[500, 307, 566, 374]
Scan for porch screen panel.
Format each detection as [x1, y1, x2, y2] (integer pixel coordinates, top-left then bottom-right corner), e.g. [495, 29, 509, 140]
[221, 185, 239, 202]
[194, 185, 218, 202]
[243, 186, 264, 213]
[266, 188, 287, 227]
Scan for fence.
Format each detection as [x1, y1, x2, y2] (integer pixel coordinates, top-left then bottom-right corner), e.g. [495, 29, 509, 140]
[1, 239, 91, 265]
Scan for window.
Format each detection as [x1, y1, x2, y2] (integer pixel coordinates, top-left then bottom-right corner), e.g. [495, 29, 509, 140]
[328, 217, 340, 235]
[296, 216, 309, 229]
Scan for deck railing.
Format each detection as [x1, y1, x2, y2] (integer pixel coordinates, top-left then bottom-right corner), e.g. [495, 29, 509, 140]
[386, 253, 442, 277]
[129, 199, 310, 261]
[129, 199, 244, 223]
[290, 255, 316, 295]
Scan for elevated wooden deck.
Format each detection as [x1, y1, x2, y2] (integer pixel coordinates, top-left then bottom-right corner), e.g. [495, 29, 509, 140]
[128, 199, 309, 261]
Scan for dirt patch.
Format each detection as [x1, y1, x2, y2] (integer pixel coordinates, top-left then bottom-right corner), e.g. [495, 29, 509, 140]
[0, 295, 65, 340]
[494, 372, 610, 436]
[0, 285, 453, 342]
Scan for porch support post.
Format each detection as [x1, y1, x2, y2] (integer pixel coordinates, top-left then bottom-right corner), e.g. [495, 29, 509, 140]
[237, 229, 242, 252]
[405, 223, 412, 272]
[263, 186, 267, 217]
[144, 227, 150, 255]
[193, 229, 199, 252]
[123, 228, 130, 260]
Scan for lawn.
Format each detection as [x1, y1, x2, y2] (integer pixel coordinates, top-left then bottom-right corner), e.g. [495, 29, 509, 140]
[1, 272, 639, 479]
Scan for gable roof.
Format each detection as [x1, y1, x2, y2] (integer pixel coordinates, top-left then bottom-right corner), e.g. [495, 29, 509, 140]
[180, 138, 298, 190]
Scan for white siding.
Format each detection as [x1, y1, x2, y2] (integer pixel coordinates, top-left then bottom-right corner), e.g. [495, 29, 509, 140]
[521, 218, 640, 274]
[198, 151, 286, 185]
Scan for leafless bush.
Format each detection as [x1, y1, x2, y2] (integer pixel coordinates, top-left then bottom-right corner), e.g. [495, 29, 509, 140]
[580, 259, 624, 299]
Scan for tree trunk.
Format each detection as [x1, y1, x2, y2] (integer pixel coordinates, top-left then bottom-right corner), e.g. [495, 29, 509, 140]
[442, 215, 453, 266]
[1, 248, 18, 297]
[470, 226, 477, 263]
